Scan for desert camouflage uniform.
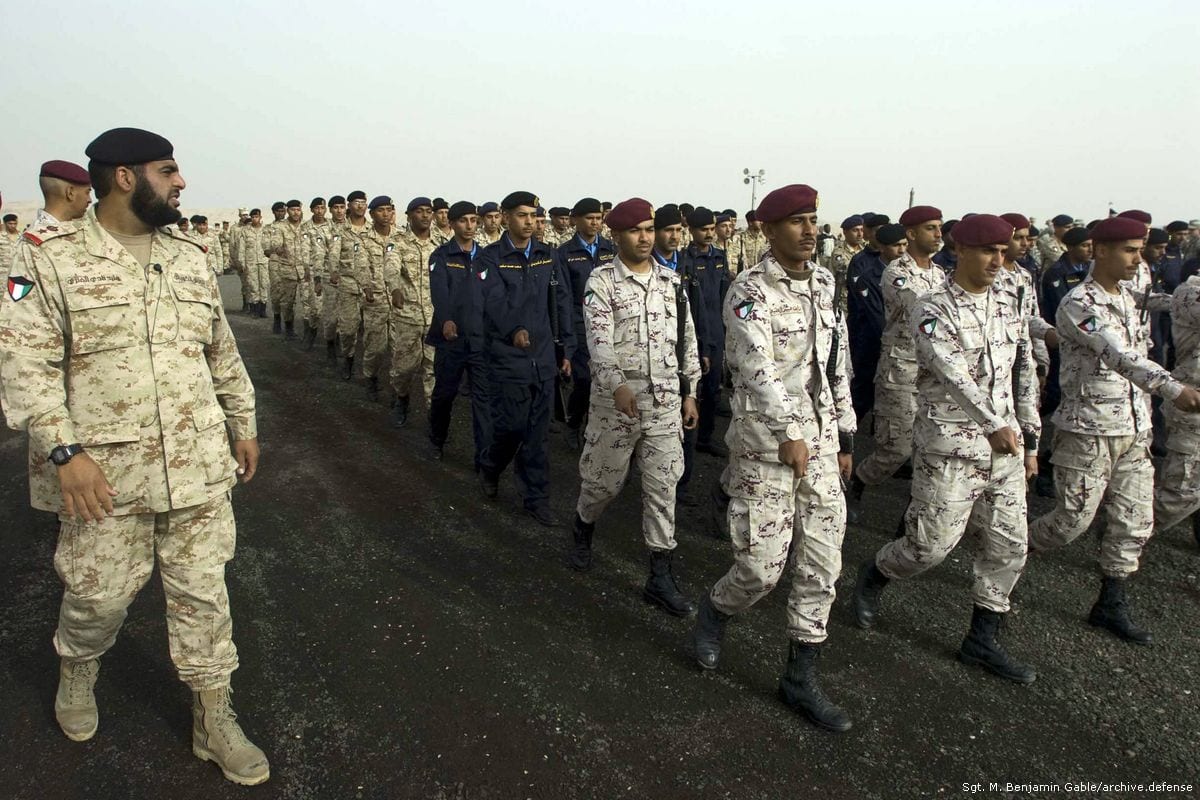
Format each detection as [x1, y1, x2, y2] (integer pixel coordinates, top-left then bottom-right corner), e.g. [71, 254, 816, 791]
[299, 219, 333, 330]
[873, 281, 1039, 612]
[826, 241, 861, 315]
[734, 229, 768, 275]
[262, 220, 308, 323]
[335, 220, 372, 358]
[857, 254, 946, 486]
[1036, 231, 1066, 273]
[238, 225, 269, 306]
[995, 263, 1052, 374]
[386, 230, 437, 402]
[1154, 276, 1200, 530]
[707, 256, 854, 643]
[0, 209, 256, 690]
[262, 219, 285, 313]
[193, 230, 224, 278]
[358, 225, 402, 380]
[321, 221, 346, 343]
[1, 230, 19, 277]
[575, 256, 700, 549]
[1028, 276, 1184, 576]
[476, 228, 501, 247]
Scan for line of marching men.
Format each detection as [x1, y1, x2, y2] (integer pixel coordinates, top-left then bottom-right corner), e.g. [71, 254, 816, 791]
[228, 185, 1200, 734]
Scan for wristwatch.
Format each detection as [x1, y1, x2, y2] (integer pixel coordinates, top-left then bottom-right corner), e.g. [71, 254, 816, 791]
[48, 444, 85, 466]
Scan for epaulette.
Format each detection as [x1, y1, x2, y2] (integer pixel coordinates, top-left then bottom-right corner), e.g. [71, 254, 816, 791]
[21, 220, 79, 247]
[161, 227, 208, 253]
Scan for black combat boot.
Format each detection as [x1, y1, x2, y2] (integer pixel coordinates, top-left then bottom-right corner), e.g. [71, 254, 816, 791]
[301, 323, 315, 350]
[778, 640, 852, 732]
[685, 593, 729, 670]
[272, 313, 282, 334]
[643, 550, 695, 617]
[366, 375, 379, 401]
[391, 395, 409, 428]
[708, 482, 731, 540]
[845, 473, 866, 523]
[852, 558, 890, 629]
[284, 320, 296, 340]
[564, 425, 582, 451]
[1192, 513, 1200, 549]
[478, 468, 499, 498]
[566, 513, 595, 571]
[326, 340, 338, 365]
[696, 439, 729, 458]
[341, 356, 354, 381]
[257, 302, 267, 318]
[958, 606, 1037, 683]
[892, 516, 907, 540]
[1088, 576, 1153, 645]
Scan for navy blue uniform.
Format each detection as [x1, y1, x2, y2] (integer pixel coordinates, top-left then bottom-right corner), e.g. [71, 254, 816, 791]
[932, 248, 957, 274]
[1039, 254, 1091, 418]
[427, 238, 492, 468]
[654, 248, 708, 491]
[556, 233, 615, 430]
[479, 235, 575, 511]
[684, 243, 730, 447]
[846, 247, 887, 420]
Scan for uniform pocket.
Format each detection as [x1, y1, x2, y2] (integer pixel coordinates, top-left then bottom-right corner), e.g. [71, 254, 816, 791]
[65, 286, 138, 354]
[192, 403, 235, 484]
[170, 277, 216, 344]
[75, 419, 146, 504]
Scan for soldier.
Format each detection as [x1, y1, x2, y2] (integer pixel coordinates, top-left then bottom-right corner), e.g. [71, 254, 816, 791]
[533, 205, 549, 242]
[239, 209, 269, 318]
[1028, 217, 1200, 645]
[557, 197, 616, 450]
[191, 216, 225, 278]
[685, 184, 855, 732]
[685, 207, 732, 458]
[320, 196, 347, 363]
[218, 218, 232, 269]
[227, 209, 250, 311]
[35, 160, 93, 225]
[477, 191, 574, 527]
[263, 201, 286, 324]
[0, 127, 268, 784]
[735, 210, 767, 273]
[358, 196, 402, 400]
[476, 201, 502, 245]
[1036, 213, 1074, 270]
[1155, 273, 1200, 545]
[848, 208, 946, 523]
[931, 219, 958, 272]
[431, 197, 452, 245]
[852, 214, 1040, 685]
[826, 215, 864, 315]
[547, 206, 573, 247]
[298, 197, 331, 350]
[334, 190, 371, 380]
[387, 197, 438, 426]
[4, 214, 22, 259]
[427, 201, 491, 464]
[178, 217, 191, 235]
[567, 198, 701, 615]
[998, 214, 1055, 379]
[262, 199, 308, 339]
[846, 213, 892, 419]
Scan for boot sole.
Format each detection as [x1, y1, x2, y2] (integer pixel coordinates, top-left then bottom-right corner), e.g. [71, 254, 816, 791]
[643, 591, 695, 617]
[193, 744, 271, 786]
[1087, 616, 1153, 646]
[683, 639, 719, 671]
[778, 687, 853, 732]
[957, 651, 1037, 684]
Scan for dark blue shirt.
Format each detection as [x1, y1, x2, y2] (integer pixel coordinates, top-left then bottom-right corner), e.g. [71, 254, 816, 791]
[655, 247, 709, 369]
[682, 243, 730, 358]
[1040, 255, 1091, 325]
[556, 234, 615, 354]
[427, 238, 482, 347]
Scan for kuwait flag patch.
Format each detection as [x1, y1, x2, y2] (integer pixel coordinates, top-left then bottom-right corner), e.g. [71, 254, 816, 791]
[918, 317, 937, 335]
[1078, 316, 1099, 333]
[733, 299, 754, 320]
[477, 268, 488, 281]
[7, 276, 34, 302]
[584, 289, 596, 306]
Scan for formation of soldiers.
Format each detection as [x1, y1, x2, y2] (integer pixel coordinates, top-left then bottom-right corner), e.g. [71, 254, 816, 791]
[3, 128, 1200, 786]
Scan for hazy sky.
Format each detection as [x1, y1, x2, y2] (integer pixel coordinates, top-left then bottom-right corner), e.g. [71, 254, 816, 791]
[3, 0, 1198, 225]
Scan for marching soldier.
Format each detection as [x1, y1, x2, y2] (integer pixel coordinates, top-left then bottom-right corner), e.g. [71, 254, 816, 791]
[685, 207, 732, 457]
[262, 199, 308, 339]
[334, 190, 371, 380]
[1154, 273, 1200, 545]
[238, 209, 269, 317]
[853, 214, 1040, 685]
[263, 201, 286, 326]
[387, 197, 438, 426]
[320, 196, 347, 363]
[686, 184, 856, 733]
[358, 196, 402, 400]
[1028, 216, 1200, 645]
[567, 198, 701, 616]
[298, 197, 331, 350]
[846, 213, 892, 419]
[827, 214, 864, 315]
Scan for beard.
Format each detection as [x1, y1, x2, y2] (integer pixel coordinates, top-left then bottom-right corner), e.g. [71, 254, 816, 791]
[130, 176, 181, 228]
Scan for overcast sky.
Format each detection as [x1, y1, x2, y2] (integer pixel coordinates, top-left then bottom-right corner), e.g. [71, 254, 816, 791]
[3, 0, 1197, 225]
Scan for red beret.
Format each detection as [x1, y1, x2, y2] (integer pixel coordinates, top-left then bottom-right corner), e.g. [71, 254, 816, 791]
[1092, 216, 1152, 243]
[898, 205, 942, 227]
[1000, 213, 1031, 231]
[605, 198, 654, 231]
[1117, 209, 1151, 225]
[39, 159, 90, 186]
[951, 214, 1014, 247]
[755, 184, 818, 223]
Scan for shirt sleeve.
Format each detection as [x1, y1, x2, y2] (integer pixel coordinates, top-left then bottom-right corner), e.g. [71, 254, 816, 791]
[205, 273, 257, 440]
[583, 271, 622, 397]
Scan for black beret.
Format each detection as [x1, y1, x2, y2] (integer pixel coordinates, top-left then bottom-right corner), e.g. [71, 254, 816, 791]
[1147, 228, 1170, 245]
[571, 197, 603, 216]
[1051, 214, 1074, 227]
[501, 191, 539, 210]
[449, 201, 477, 221]
[1063, 227, 1092, 247]
[368, 195, 393, 211]
[479, 201, 499, 214]
[432, 197, 448, 211]
[535, 206, 546, 218]
[745, 210, 756, 222]
[272, 201, 286, 211]
[715, 213, 731, 224]
[2, 213, 16, 222]
[310, 197, 326, 207]
[722, 209, 736, 218]
[347, 190, 367, 202]
[680, 203, 695, 215]
[841, 215, 864, 229]
[328, 195, 346, 205]
[863, 213, 890, 227]
[1166, 220, 1190, 233]
[286, 199, 302, 208]
[655, 205, 683, 229]
[601, 201, 613, 211]
[687, 207, 716, 228]
[1085, 219, 1100, 230]
[194, 215, 207, 223]
[189, 215, 202, 224]
[85, 127, 174, 165]
[876, 223, 908, 246]
[406, 197, 433, 213]
[549, 207, 570, 217]
[1029, 225, 1040, 237]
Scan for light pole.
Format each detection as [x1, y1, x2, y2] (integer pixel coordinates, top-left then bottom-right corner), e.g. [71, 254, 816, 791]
[743, 168, 765, 212]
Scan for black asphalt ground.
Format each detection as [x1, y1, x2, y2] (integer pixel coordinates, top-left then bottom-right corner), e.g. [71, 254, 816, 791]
[1, 277, 1198, 799]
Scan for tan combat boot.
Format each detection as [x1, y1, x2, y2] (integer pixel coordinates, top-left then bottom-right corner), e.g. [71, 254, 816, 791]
[192, 686, 270, 785]
[55, 658, 100, 742]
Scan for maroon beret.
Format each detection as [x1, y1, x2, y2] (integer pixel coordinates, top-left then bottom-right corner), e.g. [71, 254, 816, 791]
[1092, 216, 1152, 243]
[1117, 209, 1151, 225]
[950, 214, 1014, 247]
[898, 205, 942, 227]
[39, 159, 90, 186]
[605, 198, 654, 231]
[755, 184, 818, 223]
[1000, 213, 1031, 231]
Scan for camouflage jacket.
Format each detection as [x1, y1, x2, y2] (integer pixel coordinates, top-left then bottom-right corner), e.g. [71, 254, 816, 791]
[0, 208, 256, 515]
[1053, 275, 1182, 436]
[583, 255, 700, 413]
[358, 224, 402, 297]
[824, 241, 861, 314]
[386, 230, 437, 327]
[995, 264, 1051, 373]
[1036, 232, 1065, 272]
[876, 253, 947, 391]
[911, 281, 1039, 459]
[262, 220, 309, 280]
[238, 225, 268, 269]
[193, 230, 225, 277]
[335, 219, 373, 291]
[723, 256, 854, 465]
[1166, 276, 1200, 446]
[300, 218, 334, 281]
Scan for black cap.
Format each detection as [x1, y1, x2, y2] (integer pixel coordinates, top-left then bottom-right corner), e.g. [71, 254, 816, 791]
[432, 197, 449, 211]
[655, 205, 683, 230]
[863, 213, 890, 228]
[2, 213, 16, 222]
[249, 208, 261, 215]
[601, 201, 613, 211]
[286, 199, 302, 208]
[329, 195, 346, 205]
[571, 197, 602, 216]
[1063, 227, 1092, 247]
[406, 197, 433, 213]
[876, 223, 907, 246]
[501, 191, 539, 210]
[449, 201, 477, 221]
[368, 195, 393, 211]
[189, 214, 202, 224]
[1052, 214, 1074, 227]
[1166, 220, 1190, 233]
[687, 207, 715, 228]
[347, 190, 367, 202]
[272, 201, 286, 211]
[679, 203, 695, 216]
[85, 127, 174, 165]
[1147, 228, 1170, 245]
[310, 197, 326, 207]
[549, 206, 570, 217]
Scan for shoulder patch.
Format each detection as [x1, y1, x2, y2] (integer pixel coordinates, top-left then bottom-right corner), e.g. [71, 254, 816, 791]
[477, 267, 489, 281]
[7, 276, 35, 302]
[918, 317, 937, 335]
[584, 288, 596, 306]
[1078, 316, 1100, 333]
[733, 299, 754, 320]
[893, 276, 907, 287]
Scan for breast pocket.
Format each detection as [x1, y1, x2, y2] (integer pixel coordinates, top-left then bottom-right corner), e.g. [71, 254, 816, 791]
[64, 285, 139, 355]
[170, 277, 216, 344]
[771, 309, 809, 360]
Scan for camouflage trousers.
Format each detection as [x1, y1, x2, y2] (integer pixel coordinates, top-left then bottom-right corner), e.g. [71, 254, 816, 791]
[390, 318, 435, 402]
[1154, 431, 1200, 531]
[576, 403, 684, 551]
[360, 300, 392, 379]
[336, 286, 364, 358]
[856, 386, 916, 485]
[275, 276, 299, 322]
[709, 451, 845, 643]
[243, 259, 269, 305]
[298, 275, 319, 328]
[268, 258, 282, 309]
[875, 448, 1027, 613]
[319, 281, 339, 342]
[53, 492, 239, 691]
[1029, 430, 1154, 577]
